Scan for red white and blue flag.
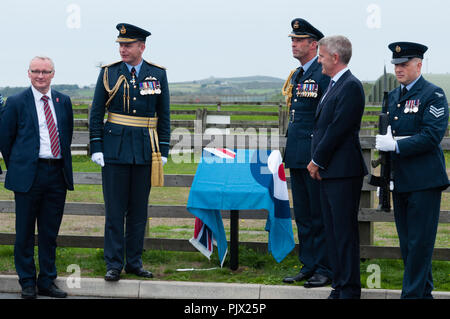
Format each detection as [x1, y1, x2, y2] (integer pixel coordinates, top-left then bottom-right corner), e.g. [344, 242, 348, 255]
[189, 218, 215, 260]
[187, 148, 294, 266]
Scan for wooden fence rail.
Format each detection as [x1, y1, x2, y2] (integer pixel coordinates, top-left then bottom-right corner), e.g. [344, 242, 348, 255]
[0, 135, 449, 261]
[72, 106, 449, 138]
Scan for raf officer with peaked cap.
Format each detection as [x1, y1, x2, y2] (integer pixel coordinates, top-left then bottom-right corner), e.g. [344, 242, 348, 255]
[376, 42, 449, 298]
[89, 23, 170, 281]
[281, 18, 331, 288]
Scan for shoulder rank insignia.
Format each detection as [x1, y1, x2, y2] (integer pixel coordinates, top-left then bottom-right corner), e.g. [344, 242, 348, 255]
[144, 60, 166, 70]
[101, 60, 122, 68]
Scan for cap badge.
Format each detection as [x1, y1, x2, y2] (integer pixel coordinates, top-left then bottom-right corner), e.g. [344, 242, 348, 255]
[120, 25, 126, 35]
[395, 45, 401, 53]
[293, 21, 300, 29]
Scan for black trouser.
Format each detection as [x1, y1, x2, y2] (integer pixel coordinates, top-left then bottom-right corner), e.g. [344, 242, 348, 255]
[393, 188, 441, 299]
[320, 176, 363, 299]
[102, 163, 151, 272]
[290, 168, 331, 278]
[14, 160, 67, 289]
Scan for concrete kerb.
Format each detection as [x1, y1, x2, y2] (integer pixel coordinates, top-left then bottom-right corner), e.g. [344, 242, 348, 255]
[1, 275, 450, 299]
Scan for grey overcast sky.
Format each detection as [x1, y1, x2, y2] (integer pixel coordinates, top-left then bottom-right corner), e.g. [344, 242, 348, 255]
[0, 0, 449, 87]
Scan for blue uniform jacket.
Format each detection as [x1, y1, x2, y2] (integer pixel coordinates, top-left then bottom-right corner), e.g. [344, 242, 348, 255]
[89, 60, 170, 164]
[389, 76, 449, 192]
[284, 59, 330, 168]
[0, 88, 74, 192]
[311, 70, 368, 179]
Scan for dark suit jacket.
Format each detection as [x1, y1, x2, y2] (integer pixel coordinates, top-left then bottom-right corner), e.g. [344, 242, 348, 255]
[311, 69, 368, 179]
[0, 87, 74, 192]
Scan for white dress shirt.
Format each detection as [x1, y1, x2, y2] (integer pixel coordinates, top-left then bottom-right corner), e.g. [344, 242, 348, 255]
[30, 85, 62, 159]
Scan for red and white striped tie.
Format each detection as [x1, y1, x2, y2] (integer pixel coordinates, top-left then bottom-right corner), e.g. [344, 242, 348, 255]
[41, 95, 61, 158]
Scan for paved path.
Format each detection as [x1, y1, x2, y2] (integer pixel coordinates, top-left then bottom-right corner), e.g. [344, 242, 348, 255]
[1, 275, 449, 299]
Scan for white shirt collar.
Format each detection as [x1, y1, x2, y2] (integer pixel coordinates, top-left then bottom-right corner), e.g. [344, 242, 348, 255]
[31, 85, 52, 102]
[331, 67, 349, 84]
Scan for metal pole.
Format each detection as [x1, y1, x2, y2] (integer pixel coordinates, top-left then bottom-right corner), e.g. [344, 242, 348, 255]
[230, 210, 239, 270]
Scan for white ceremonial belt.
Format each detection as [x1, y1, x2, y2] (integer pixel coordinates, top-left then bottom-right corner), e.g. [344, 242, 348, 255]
[393, 136, 411, 141]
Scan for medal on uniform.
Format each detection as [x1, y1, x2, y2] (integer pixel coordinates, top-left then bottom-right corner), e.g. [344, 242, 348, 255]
[296, 79, 318, 98]
[139, 77, 161, 95]
[413, 99, 420, 113]
[404, 99, 420, 113]
[139, 81, 150, 95]
[404, 100, 411, 113]
[155, 81, 161, 94]
[149, 81, 155, 94]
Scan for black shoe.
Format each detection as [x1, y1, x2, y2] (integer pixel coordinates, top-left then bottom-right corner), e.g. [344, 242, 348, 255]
[104, 269, 121, 281]
[304, 273, 332, 288]
[282, 271, 312, 284]
[328, 289, 340, 299]
[38, 283, 67, 298]
[125, 267, 153, 278]
[21, 286, 37, 299]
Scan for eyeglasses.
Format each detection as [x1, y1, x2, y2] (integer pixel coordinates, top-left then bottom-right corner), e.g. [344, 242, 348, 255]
[29, 70, 53, 75]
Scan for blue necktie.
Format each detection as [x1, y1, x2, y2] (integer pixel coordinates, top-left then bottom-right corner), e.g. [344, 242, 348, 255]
[321, 80, 335, 103]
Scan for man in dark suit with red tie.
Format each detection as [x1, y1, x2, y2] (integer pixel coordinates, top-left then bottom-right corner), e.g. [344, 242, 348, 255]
[0, 56, 74, 299]
[307, 36, 367, 299]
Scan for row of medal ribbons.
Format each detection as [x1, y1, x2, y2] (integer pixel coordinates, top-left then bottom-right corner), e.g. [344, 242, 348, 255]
[139, 80, 162, 95]
[296, 83, 318, 98]
[404, 99, 419, 113]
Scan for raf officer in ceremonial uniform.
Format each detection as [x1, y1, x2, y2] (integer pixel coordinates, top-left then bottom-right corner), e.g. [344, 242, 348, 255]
[281, 18, 331, 287]
[89, 23, 170, 281]
[376, 42, 449, 298]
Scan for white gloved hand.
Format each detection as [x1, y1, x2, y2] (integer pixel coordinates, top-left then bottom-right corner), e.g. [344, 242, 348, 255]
[91, 152, 105, 167]
[161, 156, 167, 166]
[375, 125, 397, 152]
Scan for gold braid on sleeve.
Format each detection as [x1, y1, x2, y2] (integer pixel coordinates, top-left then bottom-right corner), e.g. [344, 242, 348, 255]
[103, 66, 130, 113]
[281, 69, 296, 111]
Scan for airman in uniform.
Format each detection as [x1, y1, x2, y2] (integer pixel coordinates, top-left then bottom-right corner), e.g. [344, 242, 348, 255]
[281, 18, 331, 287]
[89, 23, 170, 281]
[376, 42, 449, 298]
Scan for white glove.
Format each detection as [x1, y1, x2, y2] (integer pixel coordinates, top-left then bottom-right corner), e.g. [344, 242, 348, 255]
[375, 125, 397, 152]
[162, 156, 167, 166]
[91, 152, 105, 167]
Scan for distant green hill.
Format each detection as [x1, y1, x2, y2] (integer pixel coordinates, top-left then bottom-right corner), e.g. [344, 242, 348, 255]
[172, 75, 285, 85]
[423, 73, 450, 98]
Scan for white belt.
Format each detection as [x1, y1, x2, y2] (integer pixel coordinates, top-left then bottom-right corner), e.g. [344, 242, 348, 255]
[393, 136, 411, 141]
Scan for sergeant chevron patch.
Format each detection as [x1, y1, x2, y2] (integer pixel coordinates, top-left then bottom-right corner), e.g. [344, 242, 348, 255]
[429, 105, 445, 118]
